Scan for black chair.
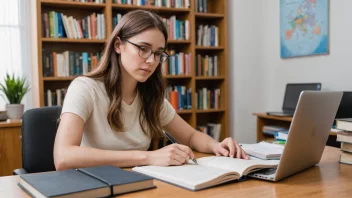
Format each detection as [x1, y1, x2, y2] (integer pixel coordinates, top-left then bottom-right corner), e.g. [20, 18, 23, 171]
[13, 106, 62, 175]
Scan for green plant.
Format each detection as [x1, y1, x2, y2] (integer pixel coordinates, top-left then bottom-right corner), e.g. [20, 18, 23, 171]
[0, 73, 30, 104]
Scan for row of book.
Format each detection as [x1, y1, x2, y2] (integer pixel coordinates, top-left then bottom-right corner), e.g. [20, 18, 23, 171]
[163, 16, 190, 41]
[45, 89, 67, 107]
[112, 13, 123, 28]
[113, 14, 189, 41]
[335, 119, 352, 164]
[195, 0, 208, 13]
[197, 123, 221, 141]
[45, 86, 223, 109]
[166, 86, 192, 110]
[197, 25, 219, 47]
[195, 88, 221, 110]
[63, 0, 105, 2]
[196, 54, 219, 77]
[42, 50, 101, 77]
[42, 11, 105, 39]
[162, 51, 191, 75]
[113, 0, 190, 8]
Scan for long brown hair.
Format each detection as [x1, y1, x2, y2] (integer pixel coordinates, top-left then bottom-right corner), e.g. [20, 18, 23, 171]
[86, 10, 168, 138]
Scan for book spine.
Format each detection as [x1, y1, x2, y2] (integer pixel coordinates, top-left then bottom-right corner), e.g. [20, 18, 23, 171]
[76, 169, 113, 196]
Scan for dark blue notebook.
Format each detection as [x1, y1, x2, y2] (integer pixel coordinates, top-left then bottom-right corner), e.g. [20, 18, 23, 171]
[18, 166, 155, 197]
[78, 166, 156, 196]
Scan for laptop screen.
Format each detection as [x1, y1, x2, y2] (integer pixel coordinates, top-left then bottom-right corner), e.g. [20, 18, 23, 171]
[335, 92, 352, 119]
[282, 83, 322, 111]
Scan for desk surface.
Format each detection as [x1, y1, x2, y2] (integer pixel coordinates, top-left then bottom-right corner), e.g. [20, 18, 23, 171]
[253, 112, 293, 122]
[0, 119, 22, 128]
[0, 147, 351, 198]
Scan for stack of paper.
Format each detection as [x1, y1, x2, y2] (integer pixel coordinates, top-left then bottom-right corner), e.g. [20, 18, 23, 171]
[240, 142, 284, 160]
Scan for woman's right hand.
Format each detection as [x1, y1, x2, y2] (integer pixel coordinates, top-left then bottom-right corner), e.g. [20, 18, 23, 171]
[146, 144, 195, 166]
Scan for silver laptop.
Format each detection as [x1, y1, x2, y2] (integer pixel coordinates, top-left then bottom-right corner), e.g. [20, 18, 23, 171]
[249, 91, 342, 182]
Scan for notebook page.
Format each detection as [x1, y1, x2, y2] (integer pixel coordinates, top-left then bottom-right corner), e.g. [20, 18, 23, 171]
[132, 164, 238, 190]
[197, 156, 280, 176]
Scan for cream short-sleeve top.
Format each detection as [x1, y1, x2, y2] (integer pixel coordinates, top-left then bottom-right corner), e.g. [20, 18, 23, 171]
[61, 77, 176, 151]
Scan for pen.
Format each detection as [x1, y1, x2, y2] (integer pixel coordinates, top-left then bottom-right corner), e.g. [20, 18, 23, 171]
[164, 132, 198, 165]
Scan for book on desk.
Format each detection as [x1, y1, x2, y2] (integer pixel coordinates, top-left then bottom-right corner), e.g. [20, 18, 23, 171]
[18, 165, 155, 198]
[133, 156, 279, 191]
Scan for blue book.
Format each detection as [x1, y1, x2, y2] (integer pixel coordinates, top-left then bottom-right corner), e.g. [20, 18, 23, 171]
[57, 13, 65, 38]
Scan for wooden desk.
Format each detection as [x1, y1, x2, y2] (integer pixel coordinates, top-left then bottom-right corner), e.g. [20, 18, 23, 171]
[1, 147, 351, 198]
[253, 113, 338, 144]
[0, 120, 22, 176]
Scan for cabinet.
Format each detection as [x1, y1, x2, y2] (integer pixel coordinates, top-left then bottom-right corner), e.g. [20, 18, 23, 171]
[0, 120, 22, 176]
[253, 113, 339, 147]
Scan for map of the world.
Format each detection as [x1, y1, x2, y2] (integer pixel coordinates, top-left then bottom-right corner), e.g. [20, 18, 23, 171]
[280, 0, 328, 58]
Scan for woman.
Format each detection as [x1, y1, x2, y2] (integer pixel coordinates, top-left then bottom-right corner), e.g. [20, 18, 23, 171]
[54, 10, 249, 170]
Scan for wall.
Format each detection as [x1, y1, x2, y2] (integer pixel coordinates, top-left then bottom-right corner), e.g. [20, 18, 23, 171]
[228, 0, 267, 143]
[230, 0, 352, 143]
[30, 0, 40, 109]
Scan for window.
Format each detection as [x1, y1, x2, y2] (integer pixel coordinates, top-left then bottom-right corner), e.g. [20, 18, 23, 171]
[0, 0, 32, 110]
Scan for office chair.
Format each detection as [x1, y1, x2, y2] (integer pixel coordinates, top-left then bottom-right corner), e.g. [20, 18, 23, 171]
[13, 106, 62, 175]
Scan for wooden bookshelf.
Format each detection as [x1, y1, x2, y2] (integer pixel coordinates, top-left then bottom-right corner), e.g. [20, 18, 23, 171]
[37, 0, 229, 143]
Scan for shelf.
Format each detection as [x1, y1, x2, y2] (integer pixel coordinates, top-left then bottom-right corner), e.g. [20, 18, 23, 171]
[195, 76, 225, 80]
[41, 0, 106, 9]
[195, 12, 224, 19]
[196, 109, 225, 113]
[43, 75, 194, 81]
[176, 110, 193, 114]
[168, 40, 191, 44]
[164, 75, 192, 79]
[42, 38, 106, 43]
[195, 46, 224, 50]
[112, 4, 190, 13]
[43, 77, 76, 81]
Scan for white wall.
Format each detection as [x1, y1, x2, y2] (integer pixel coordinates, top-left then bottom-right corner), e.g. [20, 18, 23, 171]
[230, 0, 352, 143]
[228, 0, 267, 143]
[30, 0, 40, 109]
[262, 0, 352, 110]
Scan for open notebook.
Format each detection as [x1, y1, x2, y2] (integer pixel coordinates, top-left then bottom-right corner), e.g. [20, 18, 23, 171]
[132, 156, 279, 191]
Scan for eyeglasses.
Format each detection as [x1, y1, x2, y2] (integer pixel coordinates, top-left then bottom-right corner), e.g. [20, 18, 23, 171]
[125, 40, 169, 63]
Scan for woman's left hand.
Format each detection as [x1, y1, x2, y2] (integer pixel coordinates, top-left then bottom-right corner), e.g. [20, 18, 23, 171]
[212, 137, 250, 159]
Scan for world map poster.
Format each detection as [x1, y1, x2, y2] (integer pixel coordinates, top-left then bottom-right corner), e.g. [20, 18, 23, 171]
[280, 0, 329, 58]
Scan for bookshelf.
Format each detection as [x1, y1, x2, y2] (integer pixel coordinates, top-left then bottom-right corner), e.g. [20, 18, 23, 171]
[37, 0, 229, 145]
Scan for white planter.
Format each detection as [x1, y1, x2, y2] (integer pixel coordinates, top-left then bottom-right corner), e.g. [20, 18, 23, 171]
[6, 104, 24, 120]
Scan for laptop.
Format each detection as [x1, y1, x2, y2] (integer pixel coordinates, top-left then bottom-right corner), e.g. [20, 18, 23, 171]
[267, 83, 322, 117]
[248, 91, 343, 182]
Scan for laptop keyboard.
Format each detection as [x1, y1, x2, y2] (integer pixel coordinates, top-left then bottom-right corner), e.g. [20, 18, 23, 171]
[259, 168, 277, 175]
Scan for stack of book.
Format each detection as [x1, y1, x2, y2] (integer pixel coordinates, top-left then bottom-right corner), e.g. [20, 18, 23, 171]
[18, 165, 155, 197]
[262, 125, 289, 144]
[336, 118, 352, 165]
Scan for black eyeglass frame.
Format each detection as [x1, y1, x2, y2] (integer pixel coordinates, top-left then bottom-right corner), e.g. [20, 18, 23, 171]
[124, 40, 169, 63]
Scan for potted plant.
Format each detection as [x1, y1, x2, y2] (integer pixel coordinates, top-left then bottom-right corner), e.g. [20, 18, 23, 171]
[0, 73, 30, 120]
